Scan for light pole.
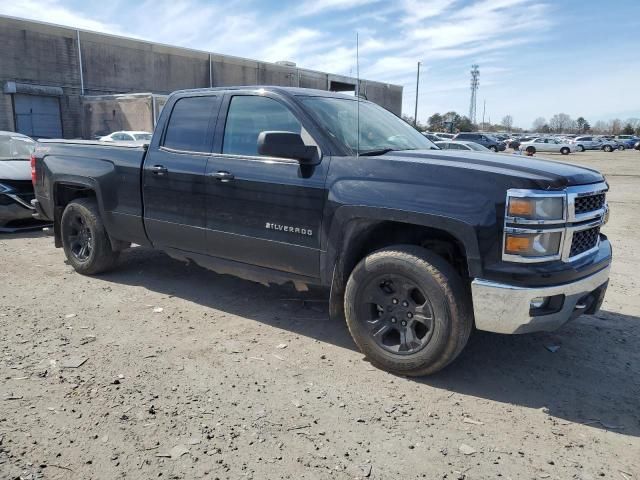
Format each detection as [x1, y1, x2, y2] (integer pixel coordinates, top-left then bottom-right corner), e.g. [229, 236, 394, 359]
[414, 61, 421, 127]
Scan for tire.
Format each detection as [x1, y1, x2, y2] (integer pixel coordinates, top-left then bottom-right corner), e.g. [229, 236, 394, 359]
[560, 147, 570, 155]
[344, 245, 473, 376]
[526, 146, 536, 154]
[61, 198, 119, 275]
[618, 145, 625, 151]
[489, 145, 498, 152]
[603, 145, 613, 152]
[577, 145, 585, 152]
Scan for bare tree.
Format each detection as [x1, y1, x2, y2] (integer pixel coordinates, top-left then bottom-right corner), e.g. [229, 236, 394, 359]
[532, 117, 546, 131]
[501, 115, 514, 132]
[610, 119, 622, 135]
[592, 120, 608, 134]
[549, 113, 572, 133]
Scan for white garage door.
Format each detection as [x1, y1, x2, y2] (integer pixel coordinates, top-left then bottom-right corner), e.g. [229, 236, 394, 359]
[14, 94, 63, 139]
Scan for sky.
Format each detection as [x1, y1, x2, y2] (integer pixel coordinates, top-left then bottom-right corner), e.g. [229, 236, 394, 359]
[1, 0, 638, 129]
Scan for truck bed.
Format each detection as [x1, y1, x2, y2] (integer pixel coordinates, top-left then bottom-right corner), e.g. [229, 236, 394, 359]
[34, 139, 149, 246]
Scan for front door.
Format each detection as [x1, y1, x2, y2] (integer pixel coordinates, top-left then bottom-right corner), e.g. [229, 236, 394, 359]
[204, 93, 328, 279]
[143, 94, 221, 253]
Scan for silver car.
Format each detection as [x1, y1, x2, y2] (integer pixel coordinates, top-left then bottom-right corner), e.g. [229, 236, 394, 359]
[572, 136, 602, 152]
[0, 131, 38, 228]
[435, 140, 492, 152]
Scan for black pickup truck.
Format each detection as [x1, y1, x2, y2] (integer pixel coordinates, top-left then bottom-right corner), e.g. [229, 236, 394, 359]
[32, 86, 612, 376]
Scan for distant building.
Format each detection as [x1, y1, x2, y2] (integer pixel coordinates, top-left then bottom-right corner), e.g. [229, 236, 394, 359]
[0, 15, 403, 139]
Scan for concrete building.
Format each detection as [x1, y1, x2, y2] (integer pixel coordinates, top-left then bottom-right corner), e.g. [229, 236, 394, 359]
[0, 15, 403, 139]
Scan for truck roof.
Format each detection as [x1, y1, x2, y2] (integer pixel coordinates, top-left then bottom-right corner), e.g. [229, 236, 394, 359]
[171, 86, 360, 100]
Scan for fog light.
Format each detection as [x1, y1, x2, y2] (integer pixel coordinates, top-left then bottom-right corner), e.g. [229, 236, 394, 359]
[530, 297, 547, 309]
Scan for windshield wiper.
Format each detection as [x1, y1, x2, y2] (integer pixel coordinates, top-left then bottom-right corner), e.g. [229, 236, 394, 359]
[358, 148, 396, 156]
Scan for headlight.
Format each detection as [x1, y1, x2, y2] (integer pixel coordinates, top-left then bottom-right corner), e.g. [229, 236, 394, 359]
[507, 196, 564, 221]
[504, 231, 562, 257]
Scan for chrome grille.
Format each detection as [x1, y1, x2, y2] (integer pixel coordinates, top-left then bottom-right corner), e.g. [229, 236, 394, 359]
[575, 193, 605, 215]
[570, 226, 600, 257]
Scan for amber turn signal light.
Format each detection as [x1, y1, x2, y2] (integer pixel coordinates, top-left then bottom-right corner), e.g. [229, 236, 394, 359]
[505, 235, 532, 254]
[508, 198, 534, 217]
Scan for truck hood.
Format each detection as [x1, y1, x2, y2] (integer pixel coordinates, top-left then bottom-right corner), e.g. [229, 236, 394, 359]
[0, 159, 31, 181]
[383, 150, 604, 189]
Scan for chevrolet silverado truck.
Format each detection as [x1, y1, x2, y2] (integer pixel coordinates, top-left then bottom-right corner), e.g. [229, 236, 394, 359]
[32, 87, 612, 376]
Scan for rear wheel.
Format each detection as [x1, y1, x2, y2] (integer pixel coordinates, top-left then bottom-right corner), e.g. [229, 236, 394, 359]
[526, 146, 536, 155]
[489, 145, 498, 152]
[618, 145, 626, 151]
[577, 145, 585, 152]
[603, 145, 613, 152]
[560, 147, 570, 155]
[344, 246, 473, 376]
[61, 199, 119, 275]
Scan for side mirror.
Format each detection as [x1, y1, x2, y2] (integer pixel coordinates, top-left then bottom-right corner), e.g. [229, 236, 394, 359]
[257, 131, 318, 164]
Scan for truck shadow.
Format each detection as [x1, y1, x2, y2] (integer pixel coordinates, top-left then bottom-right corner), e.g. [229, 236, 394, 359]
[101, 247, 640, 438]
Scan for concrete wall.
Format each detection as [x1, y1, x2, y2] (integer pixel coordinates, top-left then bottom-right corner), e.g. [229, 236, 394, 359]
[0, 15, 403, 139]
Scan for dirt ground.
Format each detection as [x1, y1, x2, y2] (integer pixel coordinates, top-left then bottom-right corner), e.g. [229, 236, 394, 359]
[1, 149, 639, 480]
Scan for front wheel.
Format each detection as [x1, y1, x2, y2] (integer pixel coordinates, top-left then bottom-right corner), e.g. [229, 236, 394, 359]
[344, 246, 473, 376]
[489, 145, 498, 152]
[560, 147, 570, 155]
[603, 145, 613, 152]
[526, 146, 536, 155]
[577, 145, 585, 152]
[618, 145, 626, 151]
[61, 199, 120, 275]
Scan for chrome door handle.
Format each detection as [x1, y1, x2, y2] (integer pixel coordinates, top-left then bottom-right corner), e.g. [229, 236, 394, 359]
[209, 171, 234, 182]
[150, 165, 168, 175]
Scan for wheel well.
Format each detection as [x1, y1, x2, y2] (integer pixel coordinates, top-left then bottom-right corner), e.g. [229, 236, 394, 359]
[328, 219, 470, 322]
[339, 220, 468, 283]
[52, 184, 96, 247]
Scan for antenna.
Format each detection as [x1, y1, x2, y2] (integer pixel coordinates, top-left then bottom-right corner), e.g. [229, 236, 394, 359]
[356, 31, 360, 159]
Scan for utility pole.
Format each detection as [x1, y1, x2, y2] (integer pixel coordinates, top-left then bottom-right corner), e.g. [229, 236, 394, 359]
[469, 65, 479, 124]
[414, 61, 421, 127]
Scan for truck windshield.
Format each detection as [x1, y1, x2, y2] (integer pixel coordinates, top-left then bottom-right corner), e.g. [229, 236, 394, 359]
[300, 96, 438, 155]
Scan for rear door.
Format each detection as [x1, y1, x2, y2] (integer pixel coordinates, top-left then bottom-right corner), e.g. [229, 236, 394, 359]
[142, 94, 222, 253]
[203, 93, 328, 279]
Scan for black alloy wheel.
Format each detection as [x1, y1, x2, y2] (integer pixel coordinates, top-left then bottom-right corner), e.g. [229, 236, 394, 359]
[60, 199, 120, 274]
[355, 274, 435, 355]
[65, 212, 93, 262]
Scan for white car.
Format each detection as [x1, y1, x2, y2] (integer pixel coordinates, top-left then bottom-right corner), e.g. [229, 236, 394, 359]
[519, 137, 574, 155]
[99, 131, 153, 143]
[435, 140, 492, 152]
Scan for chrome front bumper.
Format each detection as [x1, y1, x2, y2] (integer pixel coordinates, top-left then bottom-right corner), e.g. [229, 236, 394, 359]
[471, 265, 610, 334]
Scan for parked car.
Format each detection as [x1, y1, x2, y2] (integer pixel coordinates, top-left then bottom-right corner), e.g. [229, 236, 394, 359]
[434, 140, 491, 152]
[452, 132, 505, 151]
[635, 140, 640, 150]
[571, 136, 602, 151]
[519, 138, 574, 155]
[0, 131, 38, 229]
[422, 132, 443, 142]
[33, 86, 611, 376]
[100, 131, 153, 143]
[596, 137, 620, 152]
[435, 132, 455, 139]
[613, 135, 638, 150]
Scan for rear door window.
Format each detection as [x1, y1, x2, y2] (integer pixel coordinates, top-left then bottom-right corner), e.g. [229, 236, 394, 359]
[163, 96, 220, 152]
